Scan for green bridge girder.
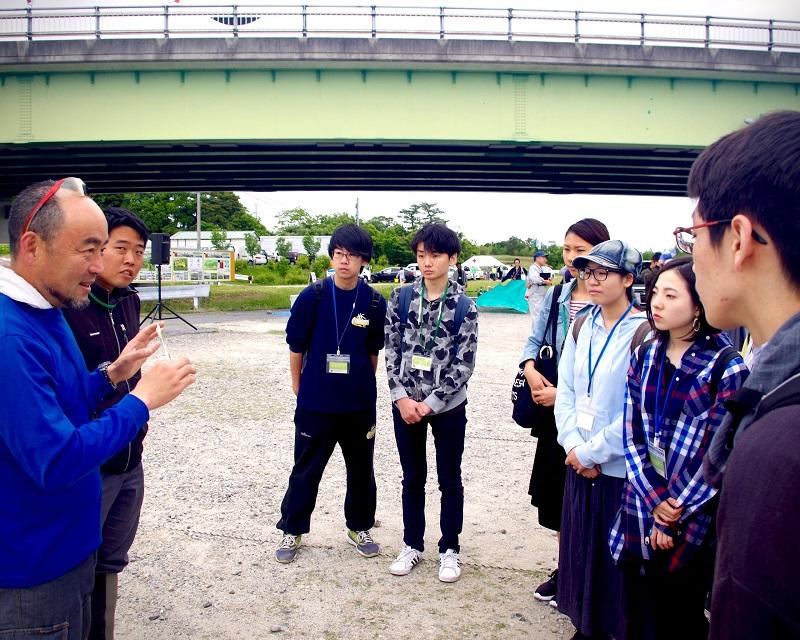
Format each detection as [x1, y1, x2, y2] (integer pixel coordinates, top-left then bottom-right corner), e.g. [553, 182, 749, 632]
[1, 42, 799, 196]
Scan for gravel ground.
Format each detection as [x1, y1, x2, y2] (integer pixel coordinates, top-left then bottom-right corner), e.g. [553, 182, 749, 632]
[115, 309, 574, 639]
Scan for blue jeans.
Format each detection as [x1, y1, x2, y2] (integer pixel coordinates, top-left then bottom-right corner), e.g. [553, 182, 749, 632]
[393, 404, 466, 554]
[0, 553, 95, 639]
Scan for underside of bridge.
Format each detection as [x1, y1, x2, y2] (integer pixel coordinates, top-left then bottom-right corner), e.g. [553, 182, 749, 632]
[0, 140, 697, 197]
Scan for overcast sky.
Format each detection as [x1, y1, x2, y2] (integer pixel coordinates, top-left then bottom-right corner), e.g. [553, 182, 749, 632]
[16, 0, 799, 251]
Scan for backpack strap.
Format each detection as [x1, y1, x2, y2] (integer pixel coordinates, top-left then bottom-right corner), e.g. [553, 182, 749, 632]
[708, 345, 739, 402]
[754, 372, 800, 420]
[629, 320, 652, 354]
[397, 284, 414, 326]
[571, 312, 588, 343]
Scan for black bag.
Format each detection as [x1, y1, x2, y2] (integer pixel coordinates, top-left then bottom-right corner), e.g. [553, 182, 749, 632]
[511, 285, 562, 436]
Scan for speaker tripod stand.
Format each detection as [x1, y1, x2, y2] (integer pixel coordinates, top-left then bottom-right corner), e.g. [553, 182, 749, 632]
[140, 264, 197, 330]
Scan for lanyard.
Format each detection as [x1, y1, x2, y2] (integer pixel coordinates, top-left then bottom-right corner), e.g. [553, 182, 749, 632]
[586, 301, 634, 396]
[653, 346, 679, 445]
[89, 291, 116, 310]
[331, 279, 359, 356]
[418, 282, 448, 353]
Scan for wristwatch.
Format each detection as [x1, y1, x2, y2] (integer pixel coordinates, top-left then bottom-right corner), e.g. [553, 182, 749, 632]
[97, 361, 118, 390]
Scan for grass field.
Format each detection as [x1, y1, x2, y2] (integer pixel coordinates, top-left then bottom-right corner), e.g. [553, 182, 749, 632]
[138, 279, 504, 313]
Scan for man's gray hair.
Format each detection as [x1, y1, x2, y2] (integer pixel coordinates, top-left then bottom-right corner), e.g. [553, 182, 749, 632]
[8, 180, 65, 256]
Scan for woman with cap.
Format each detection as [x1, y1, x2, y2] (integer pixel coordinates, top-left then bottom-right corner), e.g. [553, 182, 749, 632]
[554, 239, 649, 640]
[609, 257, 747, 639]
[519, 219, 610, 607]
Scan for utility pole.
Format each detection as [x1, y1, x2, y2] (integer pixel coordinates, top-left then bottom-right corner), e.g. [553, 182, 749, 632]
[196, 192, 202, 249]
[355, 197, 360, 225]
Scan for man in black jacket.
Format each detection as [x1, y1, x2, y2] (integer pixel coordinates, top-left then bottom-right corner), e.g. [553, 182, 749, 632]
[685, 111, 800, 639]
[63, 207, 150, 639]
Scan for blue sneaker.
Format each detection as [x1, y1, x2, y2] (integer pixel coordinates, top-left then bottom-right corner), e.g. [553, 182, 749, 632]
[346, 529, 380, 557]
[275, 533, 302, 564]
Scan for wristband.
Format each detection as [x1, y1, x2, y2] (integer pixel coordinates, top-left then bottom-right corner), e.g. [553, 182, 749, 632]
[98, 361, 118, 390]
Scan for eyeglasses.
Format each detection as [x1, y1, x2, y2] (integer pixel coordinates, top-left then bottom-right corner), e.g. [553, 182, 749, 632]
[673, 218, 768, 254]
[577, 267, 622, 282]
[21, 177, 89, 236]
[332, 249, 359, 262]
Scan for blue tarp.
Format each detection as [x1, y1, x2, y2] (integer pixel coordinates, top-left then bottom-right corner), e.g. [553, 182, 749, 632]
[476, 280, 528, 314]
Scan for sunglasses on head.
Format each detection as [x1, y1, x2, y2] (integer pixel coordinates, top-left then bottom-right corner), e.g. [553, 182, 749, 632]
[21, 177, 89, 236]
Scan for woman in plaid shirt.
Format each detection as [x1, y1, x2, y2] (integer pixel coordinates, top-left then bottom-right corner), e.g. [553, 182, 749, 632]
[609, 257, 748, 640]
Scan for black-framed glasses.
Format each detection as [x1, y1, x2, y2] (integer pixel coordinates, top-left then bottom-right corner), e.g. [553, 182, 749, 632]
[22, 177, 89, 236]
[673, 218, 768, 254]
[577, 267, 622, 282]
[332, 249, 359, 262]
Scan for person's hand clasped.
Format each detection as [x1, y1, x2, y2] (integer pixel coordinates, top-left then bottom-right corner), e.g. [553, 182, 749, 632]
[653, 497, 683, 526]
[396, 397, 422, 424]
[131, 357, 196, 411]
[649, 526, 675, 551]
[531, 385, 556, 407]
[565, 447, 599, 478]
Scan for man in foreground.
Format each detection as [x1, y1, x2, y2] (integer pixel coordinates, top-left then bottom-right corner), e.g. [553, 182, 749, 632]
[684, 111, 800, 639]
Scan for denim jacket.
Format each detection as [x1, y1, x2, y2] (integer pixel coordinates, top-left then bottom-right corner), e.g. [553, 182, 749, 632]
[519, 280, 591, 366]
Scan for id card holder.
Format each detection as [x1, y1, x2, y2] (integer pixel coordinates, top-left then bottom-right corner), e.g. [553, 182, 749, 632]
[326, 354, 351, 375]
[576, 396, 597, 432]
[648, 442, 667, 478]
[411, 354, 433, 372]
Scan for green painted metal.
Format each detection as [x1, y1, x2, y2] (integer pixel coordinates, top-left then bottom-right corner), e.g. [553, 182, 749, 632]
[1, 68, 798, 147]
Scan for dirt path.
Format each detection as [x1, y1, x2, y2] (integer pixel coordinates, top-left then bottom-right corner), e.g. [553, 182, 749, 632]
[116, 310, 574, 639]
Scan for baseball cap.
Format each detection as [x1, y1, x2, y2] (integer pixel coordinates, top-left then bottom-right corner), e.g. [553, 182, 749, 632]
[534, 250, 547, 258]
[572, 239, 643, 277]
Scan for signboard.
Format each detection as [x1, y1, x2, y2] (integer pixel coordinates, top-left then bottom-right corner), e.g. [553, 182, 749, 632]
[137, 249, 235, 282]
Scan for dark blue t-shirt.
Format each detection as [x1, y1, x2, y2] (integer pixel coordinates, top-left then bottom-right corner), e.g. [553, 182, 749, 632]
[286, 278, 387, 413]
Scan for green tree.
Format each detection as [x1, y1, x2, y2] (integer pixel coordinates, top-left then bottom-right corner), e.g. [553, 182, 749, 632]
[275, 237, 291, 261]
[398, 202, 446, 231]
[276, 207, 316, 235]
[302, 235, 321, 261]
[210, 227, 228, 250]
[244, 232, 261, 257]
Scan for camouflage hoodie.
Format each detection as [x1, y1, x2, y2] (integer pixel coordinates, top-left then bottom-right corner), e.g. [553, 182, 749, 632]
[384, 278, 478, 414]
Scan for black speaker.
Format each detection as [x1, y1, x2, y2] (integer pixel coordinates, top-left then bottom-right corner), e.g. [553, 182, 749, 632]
[150, 233, 171, 265]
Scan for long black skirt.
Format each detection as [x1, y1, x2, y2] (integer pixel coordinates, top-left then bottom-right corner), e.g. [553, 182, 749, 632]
[527, 415, 567, 532]
[557, 471, 626, 639]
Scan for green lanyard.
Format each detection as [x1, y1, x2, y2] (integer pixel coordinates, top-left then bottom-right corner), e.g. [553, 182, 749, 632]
[418, 282, 448, 353]
[89, 291, 116, 310]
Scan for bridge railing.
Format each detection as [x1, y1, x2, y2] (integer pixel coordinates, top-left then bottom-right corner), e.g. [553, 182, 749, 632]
[1, 4, 798, 52]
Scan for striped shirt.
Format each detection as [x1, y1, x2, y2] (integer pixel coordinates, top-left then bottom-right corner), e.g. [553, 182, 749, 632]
[608, 333, 748, 570]
[568, 299, 590, 323]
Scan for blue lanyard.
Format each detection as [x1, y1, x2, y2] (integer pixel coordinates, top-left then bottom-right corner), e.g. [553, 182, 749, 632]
[653, 346, 679, 445]
[331, 278, 359, 355]
[586, 301, 634, 396]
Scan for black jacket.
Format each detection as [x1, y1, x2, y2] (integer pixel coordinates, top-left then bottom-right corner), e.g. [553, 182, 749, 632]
[62, 283, 148, 474]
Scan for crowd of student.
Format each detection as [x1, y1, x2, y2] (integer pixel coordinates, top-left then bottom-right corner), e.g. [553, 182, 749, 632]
[1, 111, 799, 640]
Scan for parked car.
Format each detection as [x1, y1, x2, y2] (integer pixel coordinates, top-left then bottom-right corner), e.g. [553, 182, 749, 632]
[371, 266, 404, 283]
[247, 253, 267, 265]
[360, 265, 371, 283]
[405, 262, 420, 275]
[326, 267, 335, 278]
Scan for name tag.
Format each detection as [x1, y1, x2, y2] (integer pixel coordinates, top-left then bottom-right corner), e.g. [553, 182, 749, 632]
[411, 354, 433, 372]
[576, 396, 597, 432]
[648, 442, 667, 478]
[326, 354, 351, 375]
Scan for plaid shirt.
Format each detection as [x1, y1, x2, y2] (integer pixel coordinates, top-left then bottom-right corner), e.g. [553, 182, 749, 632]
[609, 333, 748, 570]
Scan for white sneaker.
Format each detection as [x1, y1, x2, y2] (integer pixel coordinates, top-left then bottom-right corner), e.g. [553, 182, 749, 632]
[389, 545, 422, 576]
[438, 549, 461, 583]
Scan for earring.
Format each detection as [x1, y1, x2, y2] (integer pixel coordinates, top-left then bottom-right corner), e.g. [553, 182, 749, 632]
[692, 317, 701, 333]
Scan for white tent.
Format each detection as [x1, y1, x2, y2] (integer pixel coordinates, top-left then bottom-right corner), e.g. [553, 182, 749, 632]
[463, 255, 507, 268]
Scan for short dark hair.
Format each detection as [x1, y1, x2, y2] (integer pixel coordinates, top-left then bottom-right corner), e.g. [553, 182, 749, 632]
[651, 251, 662, 262]
[104, 207, 149, 244]
[410, 223, 460, 257]
[565, 218, 610, 247]
[8, 180, 64, 256]
[645, 256, 717, 340]
[513, 258, 521, 264]
[687, 110, 800, 287]
[328, 223, 373, 262]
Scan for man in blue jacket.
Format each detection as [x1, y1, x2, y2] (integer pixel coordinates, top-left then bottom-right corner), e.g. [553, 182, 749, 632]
[275, 224, 387, 564]
[0, 179, 196, 638]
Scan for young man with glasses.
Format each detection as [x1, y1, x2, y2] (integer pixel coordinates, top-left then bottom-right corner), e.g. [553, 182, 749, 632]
[62, 207, 150, 639]
[0, 180, 195, 638]
[677, 111, 800, 639]
[276, 224, 387, 564]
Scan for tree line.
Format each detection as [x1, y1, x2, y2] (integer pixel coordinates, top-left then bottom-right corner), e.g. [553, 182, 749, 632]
[91, 192, 568, 268]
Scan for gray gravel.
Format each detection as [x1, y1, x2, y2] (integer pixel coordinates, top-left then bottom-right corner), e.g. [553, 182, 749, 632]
[116, 309, 574, 639]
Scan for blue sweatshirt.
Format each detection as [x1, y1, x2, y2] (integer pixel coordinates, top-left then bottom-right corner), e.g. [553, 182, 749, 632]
[0, 273, 149, 588]
[286, 277, 387, 414]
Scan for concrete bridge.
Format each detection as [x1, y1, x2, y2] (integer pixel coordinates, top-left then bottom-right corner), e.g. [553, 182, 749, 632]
[0, 5, 799, 200]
